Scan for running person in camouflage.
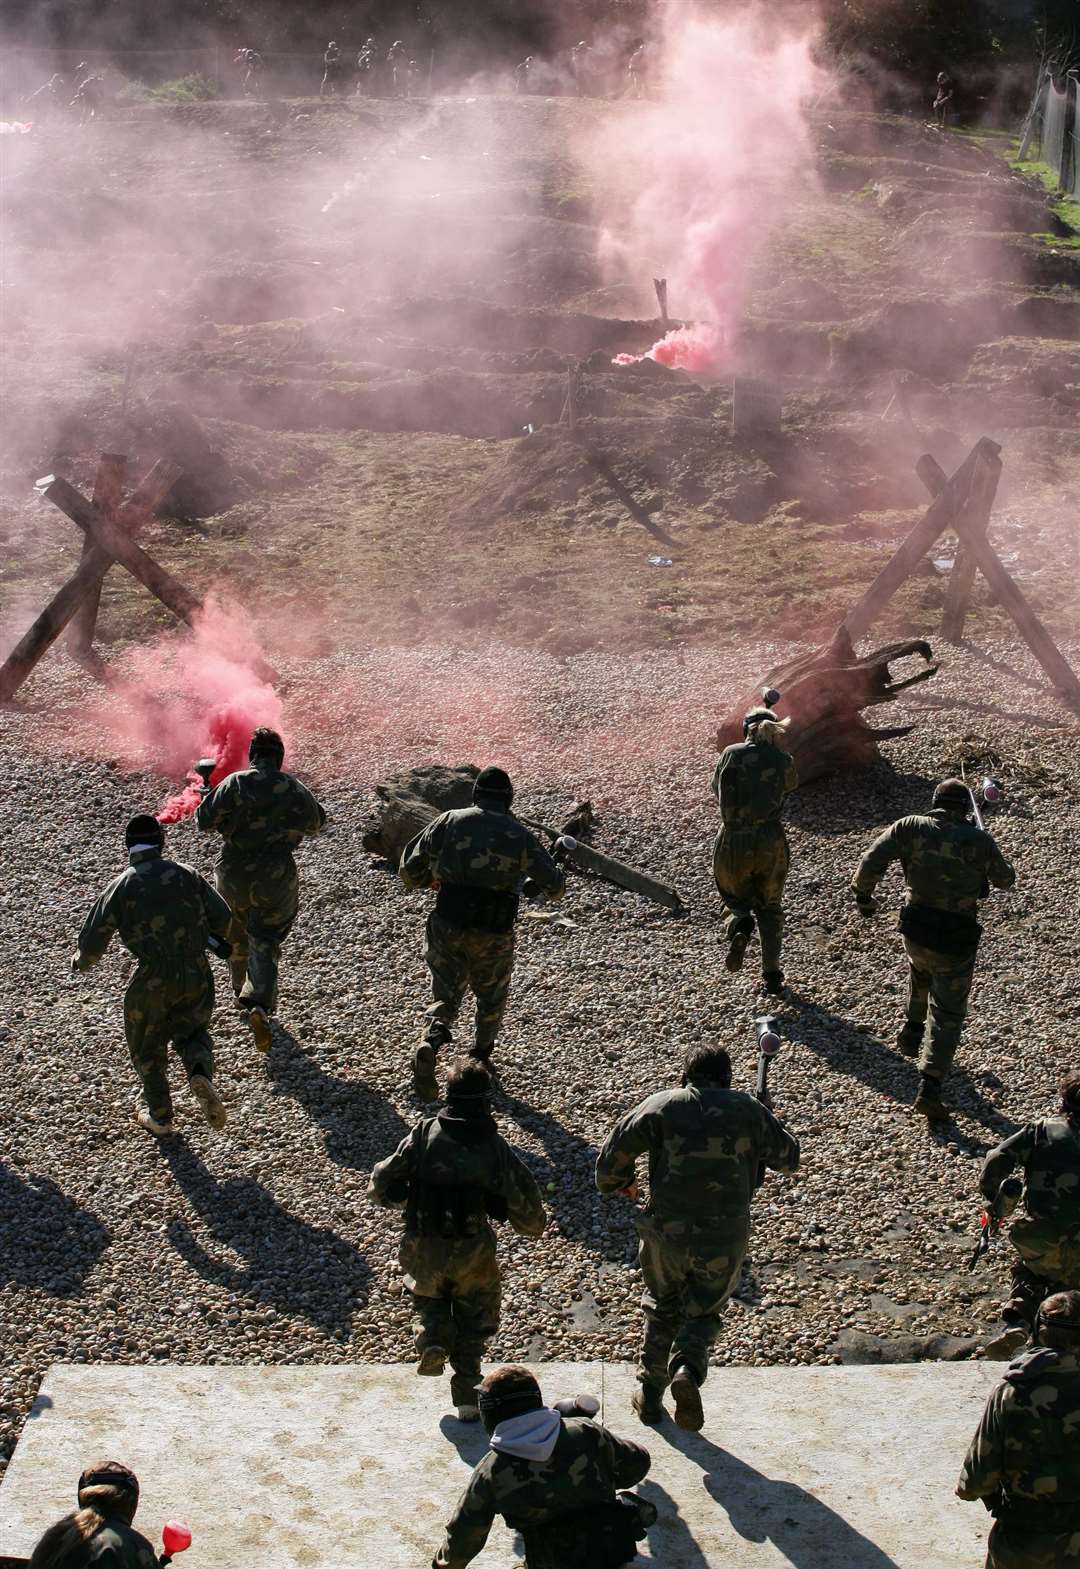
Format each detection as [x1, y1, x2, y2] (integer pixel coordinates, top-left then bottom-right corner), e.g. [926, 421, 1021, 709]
[596, 1044, 799, 1431]
[71, 815, 230, 1136]
[399, 766, 565, 1101]
[711, 705, 798, 994]
[29, 1461, 159, 1569]
[980, 1074, 1080, 1361]
[432, 1365, 654, 1569]
[196, 727, 325, 1053]
[958, 1291, 1080, 1567]
[851, 777, 1015, 1121]
[369, 1059, 547, 1420]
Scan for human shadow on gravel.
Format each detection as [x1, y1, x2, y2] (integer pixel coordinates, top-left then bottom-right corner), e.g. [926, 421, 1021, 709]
[499, 1090, 634, 1264]
[438, 1413, 490, 1467]
[662, 1429, 902, 1569]
[266, 1023, 408, 1173]
[0, 1163, 110, 1295]
[636, 1479, 711, 1568]
[778, 990, 1020, 1139]
[160, 1142, 370, 1340]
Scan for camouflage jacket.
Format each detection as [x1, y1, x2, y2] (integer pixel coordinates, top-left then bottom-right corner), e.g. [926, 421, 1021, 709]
[852, 807, 1014, 916]
[595, 1085, 800, 1246]
[982, 1116, 1080, 1231]
[711, 738, 797, 830]
[399, 804, 565, 899]
[195, 761, 325, 866]
[38, 1516, 160, 1568]
[75, 848, 231, 971]
[368, 1114, 547, 1242]
[957, 1349, 1080, 1524]
[434, 1416, 650, 1569]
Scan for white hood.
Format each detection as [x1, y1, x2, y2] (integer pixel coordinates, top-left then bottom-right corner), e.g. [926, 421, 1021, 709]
[489, 1406, 562, 1462]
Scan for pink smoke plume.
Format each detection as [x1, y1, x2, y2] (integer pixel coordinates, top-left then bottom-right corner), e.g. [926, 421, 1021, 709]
[85, 594, 284, 822]
[598, 1, 826, 373]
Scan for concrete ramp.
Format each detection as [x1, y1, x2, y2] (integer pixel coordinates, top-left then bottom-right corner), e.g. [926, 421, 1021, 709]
[0, 1362, 997, 1567]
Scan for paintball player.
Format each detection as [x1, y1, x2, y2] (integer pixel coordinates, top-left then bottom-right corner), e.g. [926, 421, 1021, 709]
[29, 1461, 158, 1569]
[233, 47, 263, 97]
[22, 73, 67, 121]
[711, 702, 798, 994]
[431, 1365, 654, 1569]
[933, 71, 956, 128]
[850, 776, 1015, 1121]
[321, 41, 344, 96]
[368, 1059, 547, 1421]
[514, 57, 533, 94]
[399, 765, 565, 1102]
[195, 726, 326, 1053]
[626, 42, 647, 98]
[387, 39, 408, 96]
[979, 1073, 1080, 1361]
[957, 1291, 1080, 1565]
[596, 1044, 799, 1431]
[71, 814, 230, 1136]
[356, 38, 377, 94]
[72, 72, 104, 124]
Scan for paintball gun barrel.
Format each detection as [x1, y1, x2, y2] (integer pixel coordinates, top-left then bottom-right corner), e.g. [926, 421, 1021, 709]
[753, 1016, 782, 1187]
[968, 1174, 1023, 1271]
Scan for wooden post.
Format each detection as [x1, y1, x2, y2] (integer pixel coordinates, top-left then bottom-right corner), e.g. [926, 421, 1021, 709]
[0, 461, 186, 704]
[653, 277, 669, 324]
[842, 439, 997, 642]
[66, 453, 127, 659]
[940, 452, 1002, 644]
[38, 473, 200, 625]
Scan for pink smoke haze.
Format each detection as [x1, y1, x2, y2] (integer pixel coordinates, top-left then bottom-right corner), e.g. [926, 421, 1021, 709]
[596, 1, 826, 369]
[83, 595, 284, 823]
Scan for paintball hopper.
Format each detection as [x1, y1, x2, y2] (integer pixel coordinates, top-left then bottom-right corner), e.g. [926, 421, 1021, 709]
[980, 777, 1003, 804]
[160, 1521, 191, 1566]
[754, 1016, 782, 1056]
[762, 687, 781, 709]
[194, 758, 216, 791]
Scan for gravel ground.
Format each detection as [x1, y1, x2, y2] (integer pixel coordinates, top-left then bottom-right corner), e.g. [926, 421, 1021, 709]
[1, 630, 1078, 1476]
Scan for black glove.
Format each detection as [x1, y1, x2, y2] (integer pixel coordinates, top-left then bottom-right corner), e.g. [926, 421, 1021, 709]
[206, 932, 233, 961]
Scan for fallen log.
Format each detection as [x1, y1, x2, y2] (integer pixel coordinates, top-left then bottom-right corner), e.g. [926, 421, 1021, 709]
[715, 627, 939, 784]
[363, 764, 683, 912]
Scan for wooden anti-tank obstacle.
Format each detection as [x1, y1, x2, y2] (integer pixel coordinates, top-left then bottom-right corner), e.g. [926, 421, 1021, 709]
[0, 453, 195, 704]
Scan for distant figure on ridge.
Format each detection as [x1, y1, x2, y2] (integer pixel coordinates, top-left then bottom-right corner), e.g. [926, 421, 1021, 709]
[196, 726, 325, 1054]
[933, 71, 956, 128]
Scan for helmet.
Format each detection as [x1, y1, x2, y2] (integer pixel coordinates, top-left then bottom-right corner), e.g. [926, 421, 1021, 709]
[473, 766, 513, 805]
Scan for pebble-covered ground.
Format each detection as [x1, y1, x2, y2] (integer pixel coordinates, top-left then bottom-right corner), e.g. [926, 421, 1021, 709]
[1, 630, 1077, 1476]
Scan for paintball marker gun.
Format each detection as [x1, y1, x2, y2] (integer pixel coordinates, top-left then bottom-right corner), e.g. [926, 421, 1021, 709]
[160, 1521, 192, 1567]
[754, 1016, 782, 1187]
[194, 758, 216, 796]
[968, 1174, 1023, 1271]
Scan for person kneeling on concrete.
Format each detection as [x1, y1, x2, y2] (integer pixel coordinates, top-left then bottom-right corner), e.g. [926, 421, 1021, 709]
[980, 1072, 1080, 1361]
[368, 1058, 546, 1420]
[958, 1291, 1080, 1564]
[596, 1044, 800, 1432]
[30, 1460, 158, 1568]
[432, 1366, 655, 1569]
[72, 814, 231, 1136]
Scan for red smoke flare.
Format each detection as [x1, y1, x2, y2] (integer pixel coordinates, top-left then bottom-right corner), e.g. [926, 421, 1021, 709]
[614, 323, 727, 374]
[157, 703, 270, 823]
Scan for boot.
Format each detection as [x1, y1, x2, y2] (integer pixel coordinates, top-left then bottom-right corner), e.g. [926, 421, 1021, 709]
[412, 1044, 439, 1102]
[247, 1006, 273, 1054]
[896, 1024, 923, 1058]
[984, 1322, 1028, 1361]
[469, 1043, 494, 1064]
[456, 1404, 480, 1422]
[417, 1343, 448, 1376]
[669, 1365, 704, 1432]
[132, 1107, 175, 1137]
[913, 1074, 948, 1122]
[725, 931, 749, 973]
[631, 1383, 665, 1425]
[761, 970, 786, 996]
[190, 1074, 227, 1131]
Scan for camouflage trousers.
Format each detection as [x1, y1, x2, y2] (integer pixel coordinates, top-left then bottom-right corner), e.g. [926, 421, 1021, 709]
[712, 823, 789, 973]
[400, 1231, 501, 1407]
[424, 912, 514, 1054]
[124, 958, 215, 1123]
[216, 854, 299, 1015]
[636, 1218, 746, 1389]
[903, 937, 976, 1082]
[986, 1520, 1080, 1569]
[1004, 1221, 1080, 1328]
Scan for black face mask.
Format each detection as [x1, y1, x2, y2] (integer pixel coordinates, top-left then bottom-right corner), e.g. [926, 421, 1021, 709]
[478, 1390, 542, 1437]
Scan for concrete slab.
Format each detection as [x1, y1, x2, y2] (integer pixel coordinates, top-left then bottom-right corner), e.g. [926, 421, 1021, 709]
[0, 1362, 997, 1567]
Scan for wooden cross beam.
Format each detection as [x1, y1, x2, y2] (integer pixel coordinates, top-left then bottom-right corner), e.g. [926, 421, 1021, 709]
[66, 453, 128, 660]
[0, 457, 192, 704]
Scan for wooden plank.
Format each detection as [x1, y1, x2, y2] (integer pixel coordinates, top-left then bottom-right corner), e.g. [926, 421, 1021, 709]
[842, 439, 998, 642]
[65, 453, 128, 658]
[941, 453, 1002, 644]
[38, 473, 199, 625]
[0, 462, 186, 703]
